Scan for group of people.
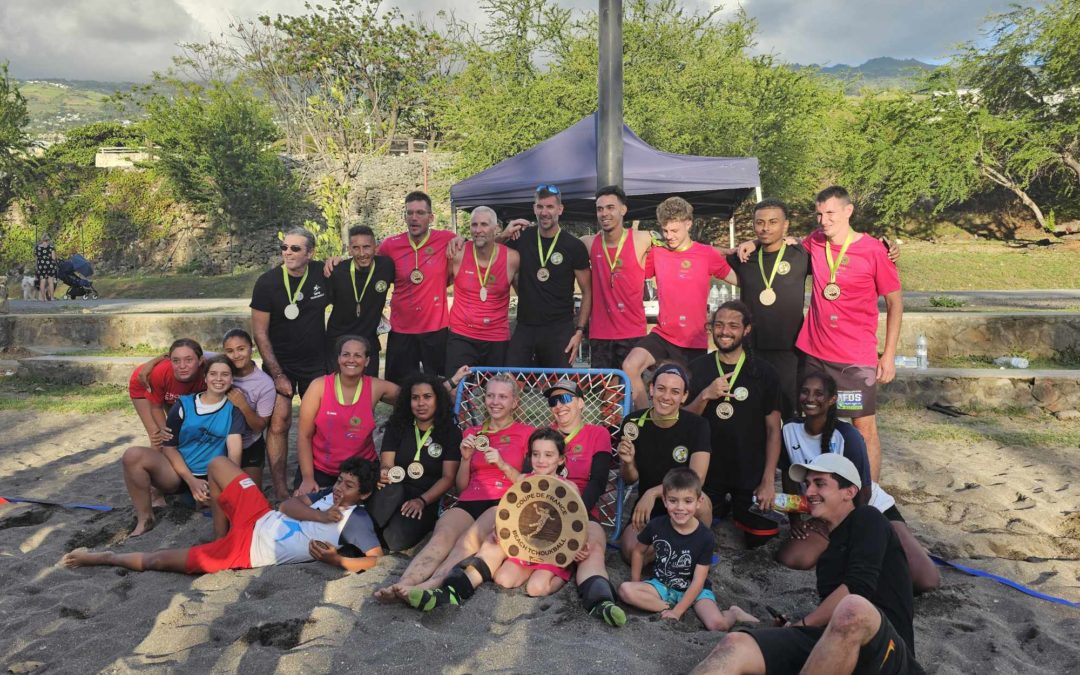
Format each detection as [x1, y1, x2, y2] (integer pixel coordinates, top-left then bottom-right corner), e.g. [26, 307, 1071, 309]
[60, 184, 940, 674]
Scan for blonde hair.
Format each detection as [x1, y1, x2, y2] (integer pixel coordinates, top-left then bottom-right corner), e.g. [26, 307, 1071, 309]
[484, 373, 520, 420]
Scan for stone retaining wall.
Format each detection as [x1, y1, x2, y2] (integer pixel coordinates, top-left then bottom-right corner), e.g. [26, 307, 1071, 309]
[881, 368, 1080, 418]
[0, 313, 250, 351]
[880, 313, 1080, 361]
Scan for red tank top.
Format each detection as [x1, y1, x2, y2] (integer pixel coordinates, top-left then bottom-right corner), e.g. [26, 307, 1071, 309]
[449, 242, 511, 341]
[590, 232, 647, 340]
[311, 375, 377, 475]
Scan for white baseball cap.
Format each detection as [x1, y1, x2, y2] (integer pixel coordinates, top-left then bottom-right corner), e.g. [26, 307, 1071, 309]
[788, 454, 862, 489]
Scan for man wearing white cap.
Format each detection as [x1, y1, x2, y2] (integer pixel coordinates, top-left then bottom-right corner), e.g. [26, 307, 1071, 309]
[692, 454, 924, 675]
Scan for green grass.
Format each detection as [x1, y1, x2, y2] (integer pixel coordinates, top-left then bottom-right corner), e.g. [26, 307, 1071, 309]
[896, 241, 1080, 291]
[0, 380, 128, 414]
[94, 269, 263, 299]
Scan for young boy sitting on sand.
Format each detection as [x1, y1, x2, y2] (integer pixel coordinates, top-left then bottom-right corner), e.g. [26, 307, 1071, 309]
[61, 455, 383, 575]
[618, 468, 757, 630]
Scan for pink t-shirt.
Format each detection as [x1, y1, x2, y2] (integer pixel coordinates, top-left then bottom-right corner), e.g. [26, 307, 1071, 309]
[378, 229, 457, 334]
[459, 421, 533, 502]
[448, 242, 512, 341]
[561, 424, 613, 494]
[589, 232, 648, 340]
[645, 242, 732, 349]
[795, 231, 901, 366]
[311, 375, 377, 475]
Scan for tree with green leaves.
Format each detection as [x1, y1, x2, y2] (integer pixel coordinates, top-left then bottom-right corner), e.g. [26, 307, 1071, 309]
[0, 62, 31, 210]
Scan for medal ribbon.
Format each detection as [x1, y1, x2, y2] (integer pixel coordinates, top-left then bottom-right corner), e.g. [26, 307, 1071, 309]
[413, 421, 433, 462]
[334, 374, 363, 406]
[634, 406, 678, 428]
[562, 423, 584, 445]
[409, 231, 431, 274]
[281, 264, 309, 306]
[350, 260, 376, 306]
[824, 232, 854, 285]
[715, 350, 746, 402]
[537, 228, 561, 268]
[601, 230, 629, 281]
[473, 242, 498, 291]
[757, 243, 787, 291]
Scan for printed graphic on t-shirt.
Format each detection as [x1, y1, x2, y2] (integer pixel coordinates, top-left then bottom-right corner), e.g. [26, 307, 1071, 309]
[653, 538, 695, 591]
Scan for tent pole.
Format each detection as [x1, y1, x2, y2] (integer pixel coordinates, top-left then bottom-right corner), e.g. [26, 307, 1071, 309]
[755, 186, 762, 203]
[728, 216, 736, 249]
[451, 203, 457, 233]
[598, 0, 624, 189]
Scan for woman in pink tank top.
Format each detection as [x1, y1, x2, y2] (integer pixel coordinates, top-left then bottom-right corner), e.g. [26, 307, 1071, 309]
[294, 336, 400, 495]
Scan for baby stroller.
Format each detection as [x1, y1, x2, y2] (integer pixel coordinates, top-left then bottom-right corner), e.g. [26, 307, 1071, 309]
[58, 254, 99, 300]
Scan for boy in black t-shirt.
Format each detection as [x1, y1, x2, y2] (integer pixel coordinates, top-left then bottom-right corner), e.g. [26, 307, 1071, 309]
[619, 468, 757, 631]
[692, 454, 924, 675]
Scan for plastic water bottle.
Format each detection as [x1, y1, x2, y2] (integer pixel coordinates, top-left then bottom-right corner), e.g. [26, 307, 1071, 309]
[993, 356, 1029, 369]
[718, 283, 731, 304]
[894, 356, 919, 369]
[707, 284, 721, 314]
[915, 335, 929, 369]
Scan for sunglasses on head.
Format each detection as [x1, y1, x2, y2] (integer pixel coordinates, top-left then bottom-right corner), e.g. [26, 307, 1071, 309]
[280, 244, 305, 253]
[536, 184, 561, 195]
[546, 393, 576, 407]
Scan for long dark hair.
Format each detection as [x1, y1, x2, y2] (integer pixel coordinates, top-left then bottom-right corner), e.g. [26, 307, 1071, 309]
[384, 373, 455, 438]
[801, 370, 838, 457]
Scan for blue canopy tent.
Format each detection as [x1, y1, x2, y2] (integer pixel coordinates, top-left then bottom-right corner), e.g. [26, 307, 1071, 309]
[450, 113, 761, 224]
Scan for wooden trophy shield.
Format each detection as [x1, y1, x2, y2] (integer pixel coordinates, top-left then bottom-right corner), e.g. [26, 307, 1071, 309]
[496, 476, 588, 566]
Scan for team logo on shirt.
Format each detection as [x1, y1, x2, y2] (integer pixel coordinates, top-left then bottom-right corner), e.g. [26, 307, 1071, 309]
[680, 259, 692, 270]
[501, 435, 511, 444]
[375, 280, 388, 293]
[551, 252, 564, 265]
[672, 445, 689, 463]
[777, 261, 791, 275]
[733, 387, 749, 401]
[350, 416, 362, 426]
[428, 442, 443, 458]
[841, 255, 850, 265]
[426, 246, 435, 255]
[571, 443, 583, 454]
[615, 258, 624, 268]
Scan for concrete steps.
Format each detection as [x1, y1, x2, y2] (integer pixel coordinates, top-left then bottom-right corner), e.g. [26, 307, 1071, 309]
[17, 355, 149, 386]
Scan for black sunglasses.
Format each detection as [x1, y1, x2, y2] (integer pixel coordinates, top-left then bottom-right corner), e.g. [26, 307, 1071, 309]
[536, 184, 561, 194]
[546, 393, 576, 407]
[280, 244, 305, 253]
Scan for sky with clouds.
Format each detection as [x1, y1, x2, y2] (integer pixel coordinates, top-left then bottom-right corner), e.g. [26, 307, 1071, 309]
[0, 0, 1045, 81]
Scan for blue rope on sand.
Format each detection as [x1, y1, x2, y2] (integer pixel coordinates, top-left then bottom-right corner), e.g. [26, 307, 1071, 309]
[1, 497, 113, 511]
[931, 555, 1080, 609]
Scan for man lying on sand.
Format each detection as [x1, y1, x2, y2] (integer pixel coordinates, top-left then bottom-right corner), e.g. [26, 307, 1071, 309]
[692, 455, 924, 675]
[61, 456, 383, 575]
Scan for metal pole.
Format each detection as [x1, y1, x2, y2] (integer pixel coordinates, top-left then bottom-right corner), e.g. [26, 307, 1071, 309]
[598, 0, 624, 190]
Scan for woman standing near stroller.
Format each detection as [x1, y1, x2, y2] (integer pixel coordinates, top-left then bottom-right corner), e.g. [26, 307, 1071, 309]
[33, 234, 57, 301]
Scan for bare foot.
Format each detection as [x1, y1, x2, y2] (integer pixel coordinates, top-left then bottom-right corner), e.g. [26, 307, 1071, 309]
[393, 584, 417, 601]
[374, 585, 404, 603]
[150, 487, 166, 509]
[61, 548, 110, 569]
[130, 516, 156, 538]
[728, 605, 759, 624]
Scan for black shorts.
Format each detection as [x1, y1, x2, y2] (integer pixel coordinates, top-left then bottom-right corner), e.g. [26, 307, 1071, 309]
[241, 436, 266, 469]
[800, 353, 877, 418]
[385, 328, 449, 382]
[745, 606, 923, 675]
[589, 337, 638, 370]
[293, 466, 338, 491]
[261, 363, 317, 399]
[367, 483, 440, 551]
[445, 332, 508, 376]
[708, 486, 780, 539]
[757, 349, 798, 421]
[634, 332, 706, 368]
[452, 498, 499, 521]
[507, 319, 576, 369]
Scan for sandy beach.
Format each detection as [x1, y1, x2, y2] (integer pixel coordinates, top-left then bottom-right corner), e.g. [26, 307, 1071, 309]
[1, 403, 1077, 674]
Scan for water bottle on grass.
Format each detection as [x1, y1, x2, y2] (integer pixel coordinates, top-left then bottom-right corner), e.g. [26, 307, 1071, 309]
[915, 334, 928, 369]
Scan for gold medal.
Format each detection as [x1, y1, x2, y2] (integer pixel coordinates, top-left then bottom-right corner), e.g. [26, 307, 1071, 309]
[824, 232, 853, 303]
[536, 268, 550, 282]
[759, 288, 777, 306]
[407, 462, 425, 480]
[387, 466, 406, 483]
[473, 434, 490, 450]
[622, 423, 639, 441]
[823, 282, 841, 301]
[479, 287, 489, 302]
[410, 268, 425, 284]
[284, 303, 299, 320]
[717, 401, 735, 419]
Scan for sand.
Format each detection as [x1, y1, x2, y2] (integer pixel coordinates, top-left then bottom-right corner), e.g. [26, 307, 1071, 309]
[1, 404, 1078, 674]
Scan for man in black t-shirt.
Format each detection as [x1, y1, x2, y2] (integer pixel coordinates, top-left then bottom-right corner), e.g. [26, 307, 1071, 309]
[692, 454, 923, 675]
[502, 185, 592, 367]
[687, 300, 782, 548]
[615, 363, 712, 561]
[325, 225, 395, 376]
[725, 199, 809, 420]
[250, 227, 331, 499]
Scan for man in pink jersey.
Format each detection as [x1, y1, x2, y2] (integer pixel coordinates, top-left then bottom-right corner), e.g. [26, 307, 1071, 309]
[622, 197, 734, 408]
[378, 191, 458, 382]
[446, 206, 521, 374]
[796, 186, 902, 482]
[581, 185, 654, 371]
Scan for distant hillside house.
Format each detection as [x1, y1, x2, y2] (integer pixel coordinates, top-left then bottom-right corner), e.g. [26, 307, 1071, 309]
[95, 147, 153, 169]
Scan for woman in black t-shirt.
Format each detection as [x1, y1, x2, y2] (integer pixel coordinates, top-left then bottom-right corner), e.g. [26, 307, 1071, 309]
[368, 373, 462, 551]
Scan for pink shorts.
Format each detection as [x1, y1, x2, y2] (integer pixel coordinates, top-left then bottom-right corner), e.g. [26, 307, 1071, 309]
[184, 475, 271, 574]
[506, 557, 572, 582]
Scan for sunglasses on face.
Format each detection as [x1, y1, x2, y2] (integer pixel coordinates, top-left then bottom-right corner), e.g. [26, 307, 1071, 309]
[280, 244, 305, 253]
[546, 393, 576, 407]
[536, 184, 561, 194]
